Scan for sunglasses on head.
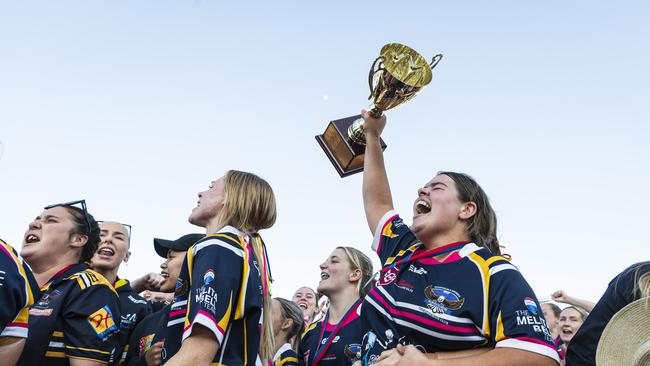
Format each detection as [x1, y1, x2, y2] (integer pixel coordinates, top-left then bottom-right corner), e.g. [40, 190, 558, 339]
[44, 199, 92, 234]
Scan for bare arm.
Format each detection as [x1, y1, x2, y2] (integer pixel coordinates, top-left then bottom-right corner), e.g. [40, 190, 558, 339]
[377, 346, 557, 366]
[361, 110, 394, 233]
[165, 325, 219, 366]
[551, 290, 595, 312]
[69, 357, 106, 366]
[0, 337, 25, 366]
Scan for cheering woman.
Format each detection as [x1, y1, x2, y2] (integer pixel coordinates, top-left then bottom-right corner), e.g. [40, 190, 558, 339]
[299, 246, 373, 366]
[357, 111, 560, 366]
[162, 170, 276, 365]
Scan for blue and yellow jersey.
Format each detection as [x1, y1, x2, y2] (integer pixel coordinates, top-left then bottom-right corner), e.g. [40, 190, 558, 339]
[273, 343, 299, 366]
[298, 304, 364, 366]
[0, 239, 39, 339]
[17, 263, 121, 366]
[360, 211, 560, 365]
[159, 226, 266, 365]
[122, 303, 170, 366]
[113, 278, 151, 365]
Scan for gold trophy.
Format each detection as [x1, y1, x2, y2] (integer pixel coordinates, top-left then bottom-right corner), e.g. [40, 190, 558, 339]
[316, 43, 442, 177]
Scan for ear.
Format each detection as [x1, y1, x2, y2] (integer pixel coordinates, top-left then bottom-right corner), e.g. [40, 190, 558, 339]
[459, 201, 477, 220]
[348, 269, 362, 284]
[124, 250, 131, 263]
[69, 233, 89, 249]
[280, 318, 293, 332]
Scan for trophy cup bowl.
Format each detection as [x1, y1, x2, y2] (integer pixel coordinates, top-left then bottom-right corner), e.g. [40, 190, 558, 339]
[316, 43, 442, 177]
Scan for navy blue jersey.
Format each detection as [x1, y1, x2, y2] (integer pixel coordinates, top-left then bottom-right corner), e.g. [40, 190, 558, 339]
[123, 304, 170, 366]
[298, 303, 364, 366]
[360, 211, 560, 365]
[273, 343, 299, 366]
[566, 261, 650, 366]
[0, 239, 39, 339]
[159, 227, 266, 365]
[17, 263, 122, 366]
[113, 278, 151, 365]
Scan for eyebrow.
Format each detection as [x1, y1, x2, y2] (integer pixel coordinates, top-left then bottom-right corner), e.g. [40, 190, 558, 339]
[426, 182, 448, 189]
[40, 214, 60, 220]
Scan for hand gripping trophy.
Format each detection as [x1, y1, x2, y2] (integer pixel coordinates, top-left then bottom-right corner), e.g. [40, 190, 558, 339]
[316, 43, 442, 177]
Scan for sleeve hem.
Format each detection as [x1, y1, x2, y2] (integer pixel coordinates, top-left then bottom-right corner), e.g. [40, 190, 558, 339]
[182, 310, 225, 345]
[496, 338, 561, 364]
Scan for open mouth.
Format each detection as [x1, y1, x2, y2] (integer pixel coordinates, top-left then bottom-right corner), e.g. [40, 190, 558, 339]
[320, 272, 330, 281]
[97, 247, 115, 257]
[415, 200, 431, 214]
[25, 233, 40, 244]
[160, 272, 169, 279]
[297, 301, 308, 310]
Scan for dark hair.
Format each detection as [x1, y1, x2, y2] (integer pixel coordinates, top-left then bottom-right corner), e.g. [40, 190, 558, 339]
[64, 206, 100, 263]
[438, 172, 500, 254]
[276, 298, 305, 349]
[544, 302, 561, 318]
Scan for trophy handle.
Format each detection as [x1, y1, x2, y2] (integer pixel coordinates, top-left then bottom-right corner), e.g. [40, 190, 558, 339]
[429, 54, 443, 69]
[368, 56, 385, 96]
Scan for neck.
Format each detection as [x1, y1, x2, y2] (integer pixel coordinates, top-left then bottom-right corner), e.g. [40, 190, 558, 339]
[272, 331, 291, 357]
[421, 227, 470, 251]
[551, 328, 559, 339]
[31, 258, 78, 288]
[325, 286, 359, 324]
[94, 266, 119, 285]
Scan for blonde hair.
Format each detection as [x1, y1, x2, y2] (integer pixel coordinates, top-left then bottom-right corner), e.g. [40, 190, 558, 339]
[337, 246, 374, 298]
[216, 170, 277, 361]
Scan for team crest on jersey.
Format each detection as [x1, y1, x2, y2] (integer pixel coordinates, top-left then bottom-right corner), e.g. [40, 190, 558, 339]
[523, 297, 538, 314]
[37, 289, 62, 307]
[377, 267, 398, 286]
[424, 286, 465, 314]
[344, 343, 362, 363]
[203, 269, 215, 285]
[87, 305, 118, 341]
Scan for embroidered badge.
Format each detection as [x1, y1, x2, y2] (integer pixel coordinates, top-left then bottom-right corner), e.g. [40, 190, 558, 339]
[424, 285, 465, 314]
[87, 305, 118, 341]
[203, 269, 215, 285]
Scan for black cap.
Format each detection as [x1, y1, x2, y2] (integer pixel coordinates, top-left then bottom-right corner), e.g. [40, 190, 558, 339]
[153, 233, 204, 258]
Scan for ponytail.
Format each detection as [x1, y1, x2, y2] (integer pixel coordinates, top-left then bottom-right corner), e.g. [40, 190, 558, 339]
[251, 233, 274, 362]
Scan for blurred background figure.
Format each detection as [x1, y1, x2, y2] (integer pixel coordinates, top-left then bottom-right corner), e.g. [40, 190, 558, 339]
[292, 286, 319, 326]
[271, 298, 304, 366]
[557, 305, 588, 362]
[551, 290, 595, 312]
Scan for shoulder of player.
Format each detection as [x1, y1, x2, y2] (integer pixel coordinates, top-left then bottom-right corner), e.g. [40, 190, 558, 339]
[301, 319, 321, 338]
[192, 233, 247, 257]
[66, 268, 119, 295]
[467, 248, 519, 275]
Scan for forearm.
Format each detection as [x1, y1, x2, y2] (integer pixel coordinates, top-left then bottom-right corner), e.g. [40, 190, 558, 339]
[165, 326, 218, 366]
[0, 337, 25, 366]
[431, 348, 557, 366]
[363, 132, 394, 233]
[563, 297, 595, 312]
[433, 348, 491, 360]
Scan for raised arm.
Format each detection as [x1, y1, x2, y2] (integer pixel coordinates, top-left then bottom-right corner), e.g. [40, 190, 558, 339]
[551, 290, 596, 312]
[361, 110, 394, 233]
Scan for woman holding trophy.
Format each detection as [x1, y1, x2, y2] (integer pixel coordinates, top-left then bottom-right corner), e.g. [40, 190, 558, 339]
[356, 109, 560, 366]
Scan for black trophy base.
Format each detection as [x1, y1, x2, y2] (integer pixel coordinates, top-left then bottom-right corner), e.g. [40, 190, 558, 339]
[315, 114, 387, 178]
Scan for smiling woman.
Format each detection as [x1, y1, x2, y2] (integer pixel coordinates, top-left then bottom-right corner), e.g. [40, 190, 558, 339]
[17, 200, 122, 366]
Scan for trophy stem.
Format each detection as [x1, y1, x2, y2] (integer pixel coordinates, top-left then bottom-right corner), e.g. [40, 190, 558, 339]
[347, 107, 383, 146]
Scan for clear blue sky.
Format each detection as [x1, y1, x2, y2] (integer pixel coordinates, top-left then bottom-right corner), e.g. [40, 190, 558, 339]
[1, 1, 648, 303]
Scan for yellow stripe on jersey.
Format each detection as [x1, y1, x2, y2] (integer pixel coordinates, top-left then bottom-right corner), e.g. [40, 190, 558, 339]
[495, 311, 506, 342]
[114, 278, 129, 289]
[69, 269, 118, 295]
[485, 256, 510, 267]
[65, 345, 111, 355]
[52, 331, 64, 337]
[384, 244, 419, 266]
[45, 351, 66, 358]
[302, 322, 318, 337]
[234, 235, 250, 320]
[468, 252, 491, 338]
[243, 317, 247, 365]
[217, 292, 234, 337]
[0, 240, 35, 309]
[278, 357, 299, 366]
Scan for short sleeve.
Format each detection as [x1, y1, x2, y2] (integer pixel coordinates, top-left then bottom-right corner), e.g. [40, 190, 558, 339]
[371, 211, 419, 265]
[487, 262, 560, 363]
[182, 239, 244, 345]
[62, 284, 121, 363]
[0, 243, 38, 338]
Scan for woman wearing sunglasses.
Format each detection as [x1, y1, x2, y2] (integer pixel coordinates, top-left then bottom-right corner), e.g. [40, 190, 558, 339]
[17, 200, 122, 366]
[356, 112, 560, 366]
[161, 170, 277, 366]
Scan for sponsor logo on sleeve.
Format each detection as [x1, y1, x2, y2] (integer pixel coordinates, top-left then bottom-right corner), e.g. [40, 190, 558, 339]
[203, 269, 215, 285]
[195, 284, 218, 313]
[87, 305, 119, 341]
[377, 268, 398, 286]
[524, 297, 538, 314]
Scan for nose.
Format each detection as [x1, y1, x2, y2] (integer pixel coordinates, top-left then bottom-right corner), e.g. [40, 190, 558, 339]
[160, 260, 167, 270]
[28, 220, 41, 230]
[418, 187, 429, 196]
[319, 261, 327, 270]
